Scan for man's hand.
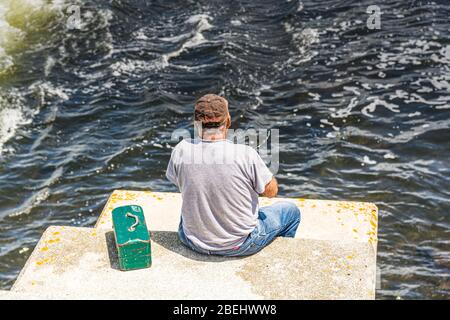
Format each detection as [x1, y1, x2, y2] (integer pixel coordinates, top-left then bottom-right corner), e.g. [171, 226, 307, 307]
[261, 176, 278, 198]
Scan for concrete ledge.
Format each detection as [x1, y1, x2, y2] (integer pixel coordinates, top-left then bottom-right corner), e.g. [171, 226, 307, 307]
[11, 226, 376, 299]
[0, 289, 59, 300]
[4, 190, 379, 300]
[96, 190, 378, 249]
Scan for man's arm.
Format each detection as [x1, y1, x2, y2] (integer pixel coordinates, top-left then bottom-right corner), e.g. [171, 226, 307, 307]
[166, 148, 179, 188]
[261, 176, 278, 198]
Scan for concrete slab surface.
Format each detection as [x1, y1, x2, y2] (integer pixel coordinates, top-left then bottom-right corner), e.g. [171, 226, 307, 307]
[11, 226, 376, 299]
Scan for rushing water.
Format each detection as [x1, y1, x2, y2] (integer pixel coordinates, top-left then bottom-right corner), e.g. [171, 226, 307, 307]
[0, 0, 449, 299]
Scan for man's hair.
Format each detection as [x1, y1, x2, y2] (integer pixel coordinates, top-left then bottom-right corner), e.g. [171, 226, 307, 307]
[194, 94, 230, 128]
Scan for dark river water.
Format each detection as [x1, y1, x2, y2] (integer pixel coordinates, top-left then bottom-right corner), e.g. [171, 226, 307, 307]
[0, 0, 449, 299]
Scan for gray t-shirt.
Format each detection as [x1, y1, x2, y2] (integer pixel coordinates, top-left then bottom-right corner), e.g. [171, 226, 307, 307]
[166, 138, 273, 251]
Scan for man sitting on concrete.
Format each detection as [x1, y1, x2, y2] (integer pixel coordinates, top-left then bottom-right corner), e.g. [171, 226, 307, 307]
[166, 94, 300, 256]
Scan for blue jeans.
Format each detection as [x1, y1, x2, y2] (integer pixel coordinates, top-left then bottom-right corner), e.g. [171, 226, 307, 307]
[178, 201, 301, 257]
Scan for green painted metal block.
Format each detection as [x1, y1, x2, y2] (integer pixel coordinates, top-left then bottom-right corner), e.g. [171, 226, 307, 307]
[112, 205, 151, 271]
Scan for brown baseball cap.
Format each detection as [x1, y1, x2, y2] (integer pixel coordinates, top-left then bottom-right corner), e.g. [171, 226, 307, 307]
[194, 94, 230, 128]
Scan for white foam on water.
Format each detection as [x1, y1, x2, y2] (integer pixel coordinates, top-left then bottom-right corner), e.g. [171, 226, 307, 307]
[0, 0, 68, 74]
[331, 97, 358, 118]
[0, 108, 25, 154]
[384, 153, 397, 160]
[0, 1, 78, 155]
[408, 111, 421, 117]
[8, 187, 50, 217]
[405, 92, 449, 106]
[283, 24, 320, 64]
[0, 81, 69, 156]
[230, 19, 242, 26]
[29, 81, 70, 102]
[133, 28, 149, 40]
[0, 90, 27, 155]
[44, 56, 56, 77]
[320, 118, 334, 126]
[308, 92, 321, 101]
[155, 13, 213, 69]
[361, 155, 377, 166]
[110, 59, 152, 77]
[430, 45, 450, 64]
[344, 86, 361, 96]
[0, 2, 23, 71]
[361, 98, 400, 118]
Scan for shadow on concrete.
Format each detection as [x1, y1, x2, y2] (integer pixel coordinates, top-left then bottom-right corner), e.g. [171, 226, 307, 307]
[104, 230, 243, 268]
[150, 231, 244, 263]
[105, 231, 120, 270]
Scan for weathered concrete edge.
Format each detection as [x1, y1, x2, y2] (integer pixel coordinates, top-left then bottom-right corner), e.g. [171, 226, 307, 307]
[95, 189, 116, 228]
[11, 227, 54, 291]
[95, 189, 380, 229]
[0, 289, 53, 300]
[10, 226, 92, 292]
